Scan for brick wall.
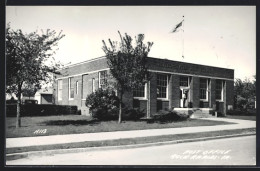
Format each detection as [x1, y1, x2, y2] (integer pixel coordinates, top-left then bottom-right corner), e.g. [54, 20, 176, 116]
[57, 57, 108, 77]
[169, 74, 180, 108]
[62, 78, 69, 105]
[162, 101, 169, 110]
[209, 79, 216, 108]
[133, 99, 147, 114]
[139, 100, 147, 114]
[190, 77, 200, 108]
[149, 72, 157, 116]
[54, 56, 234, 116]
[226, 80, 234, 108]
[147, 57, 234, 79]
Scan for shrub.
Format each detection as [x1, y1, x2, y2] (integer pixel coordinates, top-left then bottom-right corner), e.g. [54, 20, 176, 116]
[85, 88, 120, 120]
[150, 109, 189, 123]
[227, 108, 256, 116]
[91, 108, 119, 121]
[236, 95, 248, 109]
[122, 108, 146, 121]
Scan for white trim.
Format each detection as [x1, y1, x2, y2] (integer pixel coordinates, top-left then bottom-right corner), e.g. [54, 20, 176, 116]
[216, 80, 224, 101]
[92, 78, 95, 93]
[133, 83, 147, 99]
[180, 76, 190, 87]
[199, 78, 208, 101]
[56, 56, 106, 71]
[57, 79, 62, 101]
[156, 74, 169, 100]
[133, 97, 148, 100]
[98, 72, 101, 88]
[68, 77, 74, 100]
[157, 98, 169, 101]
[174, 108, 213, 111]
[55, 68, 110, 80]
[98, 70, 108, 89]
[76, 81, 79, 95]
[222, 80, 225, 101]
[148, 69, 233, 81]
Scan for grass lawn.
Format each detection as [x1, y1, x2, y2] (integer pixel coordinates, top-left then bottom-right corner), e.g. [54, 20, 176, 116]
[6, 115, 234, 138]
[224, 115, 256, 121]
[6, 128, 255, 154]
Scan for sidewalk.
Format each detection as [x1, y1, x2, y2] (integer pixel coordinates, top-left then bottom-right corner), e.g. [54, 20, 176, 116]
[6, 118, 256, 149]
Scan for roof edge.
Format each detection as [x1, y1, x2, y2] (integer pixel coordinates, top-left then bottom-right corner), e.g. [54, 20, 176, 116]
[57, 56, 106, 71]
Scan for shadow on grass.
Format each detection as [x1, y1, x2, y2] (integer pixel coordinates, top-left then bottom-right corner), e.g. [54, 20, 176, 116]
[145, 118, 190, 124]
[42, 119, 100, 126]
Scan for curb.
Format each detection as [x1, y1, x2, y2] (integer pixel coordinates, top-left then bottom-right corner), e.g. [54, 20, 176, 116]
[6, 132, 255, 161]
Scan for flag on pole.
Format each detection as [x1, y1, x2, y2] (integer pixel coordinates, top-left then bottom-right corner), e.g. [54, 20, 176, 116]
[171, 20, 184, 33]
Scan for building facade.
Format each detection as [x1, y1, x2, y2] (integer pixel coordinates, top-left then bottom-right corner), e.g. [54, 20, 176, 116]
[54, 56, 234, 117]
[34, 88, 53, 104]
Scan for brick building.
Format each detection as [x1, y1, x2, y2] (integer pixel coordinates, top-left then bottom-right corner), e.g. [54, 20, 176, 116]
[54, 56, 234, 117]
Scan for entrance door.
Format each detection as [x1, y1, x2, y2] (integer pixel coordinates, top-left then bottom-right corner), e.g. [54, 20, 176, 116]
[180, 88, 189, 108]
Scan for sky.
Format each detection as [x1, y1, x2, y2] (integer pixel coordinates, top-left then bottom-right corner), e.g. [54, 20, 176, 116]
[6, 6, 256, 80]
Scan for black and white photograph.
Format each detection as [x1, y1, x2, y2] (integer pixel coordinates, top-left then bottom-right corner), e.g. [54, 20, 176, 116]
[5, 5, 256, 166]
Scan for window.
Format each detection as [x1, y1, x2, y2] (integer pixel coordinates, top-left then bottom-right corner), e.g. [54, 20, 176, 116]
[200, 78, 208, 100]
[99, 70, 107, 89]
[133, 84, 146, 98]
[216, 80, 223, 100]
[76, 81, 79, 95]
[58, 79, 62, 100]
[69, 77, 74, 99]
[92, 78, 95, 92]
[82, 75, 87, 100]
[157, 74, 168, 99]
[180, 76, 189, 87]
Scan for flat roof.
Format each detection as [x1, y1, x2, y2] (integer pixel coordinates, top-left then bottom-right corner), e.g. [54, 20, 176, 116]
[59, 56, 233, 71]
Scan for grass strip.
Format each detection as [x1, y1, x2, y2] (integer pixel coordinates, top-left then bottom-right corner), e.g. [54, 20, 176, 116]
[6, 117, 234, 138]
[6, 128, 255, 154]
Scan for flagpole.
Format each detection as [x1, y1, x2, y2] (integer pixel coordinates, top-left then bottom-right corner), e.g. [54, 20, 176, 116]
[182, 15, 185, 60]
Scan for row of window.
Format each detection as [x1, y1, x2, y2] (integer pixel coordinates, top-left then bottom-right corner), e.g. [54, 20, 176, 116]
[57, 72, 224, 101]
[57, 70, 108, 100]
[134, 75, 224, 101]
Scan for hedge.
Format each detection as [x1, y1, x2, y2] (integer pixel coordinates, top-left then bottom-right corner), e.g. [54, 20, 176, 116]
[148, 109, 189, 123]
[6, 104, 78, 117]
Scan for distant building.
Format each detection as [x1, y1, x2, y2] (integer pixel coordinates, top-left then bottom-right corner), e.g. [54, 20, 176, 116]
[54, 56, 234, 117]
[34, 88, 53, 104]
[6, 93, 17, 100]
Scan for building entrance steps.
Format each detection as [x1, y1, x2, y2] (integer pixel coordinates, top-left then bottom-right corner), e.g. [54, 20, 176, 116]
[6, 118, 255, 149]
[174, 108, 214, 118]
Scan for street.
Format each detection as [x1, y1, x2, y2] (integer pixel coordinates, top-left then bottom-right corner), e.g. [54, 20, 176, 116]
[6, 135, 256, 166]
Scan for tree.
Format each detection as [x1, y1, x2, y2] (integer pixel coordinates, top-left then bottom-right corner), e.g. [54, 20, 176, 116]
[6, 24, 65, 128]
[234, 76, 256, 109]
[102, 31, 153, 123]
[22, 83, 40, 99]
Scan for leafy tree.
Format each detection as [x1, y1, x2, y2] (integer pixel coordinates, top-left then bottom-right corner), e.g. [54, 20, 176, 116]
[22, 83, 40, 99]
[234, 76, 256, 109]
[6, 24, 65, 128]
[102, 31, 153, 123]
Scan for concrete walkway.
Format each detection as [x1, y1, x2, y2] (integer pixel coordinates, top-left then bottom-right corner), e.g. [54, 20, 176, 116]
[6, 118, 256, 148]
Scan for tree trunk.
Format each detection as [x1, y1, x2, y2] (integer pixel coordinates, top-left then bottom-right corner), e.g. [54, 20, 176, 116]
[118, 91, 123, 124]
[16, 85, 22, 128]
[16, 94, 21, 128]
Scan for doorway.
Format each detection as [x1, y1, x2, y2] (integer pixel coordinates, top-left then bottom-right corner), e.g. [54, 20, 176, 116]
[180, 88, 189, 108]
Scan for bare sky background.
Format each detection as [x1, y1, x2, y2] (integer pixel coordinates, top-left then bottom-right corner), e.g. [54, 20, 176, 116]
[6, 6, 256, 80]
